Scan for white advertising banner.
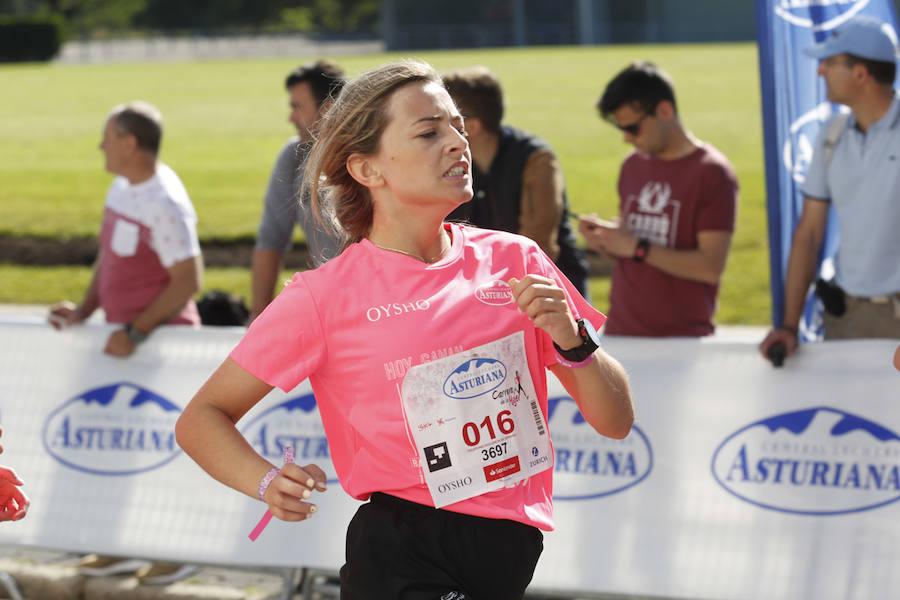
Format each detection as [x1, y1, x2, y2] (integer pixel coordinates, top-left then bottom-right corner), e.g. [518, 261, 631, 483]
[0, 316, 897, 599]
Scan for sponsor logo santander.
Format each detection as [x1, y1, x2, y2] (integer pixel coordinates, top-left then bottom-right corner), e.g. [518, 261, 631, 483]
[475, 280, 514, 306]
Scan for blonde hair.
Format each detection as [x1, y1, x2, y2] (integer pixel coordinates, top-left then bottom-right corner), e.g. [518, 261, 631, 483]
[303, 60, 443, 249]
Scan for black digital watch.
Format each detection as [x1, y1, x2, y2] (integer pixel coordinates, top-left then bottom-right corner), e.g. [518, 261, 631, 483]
[553, 318, 601, 363]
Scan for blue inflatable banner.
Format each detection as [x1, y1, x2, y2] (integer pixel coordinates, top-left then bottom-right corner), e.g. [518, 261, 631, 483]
[755, 0, 899, 340]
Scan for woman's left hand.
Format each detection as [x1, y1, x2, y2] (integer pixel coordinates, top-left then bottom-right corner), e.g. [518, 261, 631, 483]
[508, 276, 581, 350]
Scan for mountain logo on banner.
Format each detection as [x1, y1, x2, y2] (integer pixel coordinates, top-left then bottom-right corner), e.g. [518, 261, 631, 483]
[547, 396, 652, 501]
[712, 407, 900, 515]
[443, 358, 507, 400]
[240, 392, 338, 484]
[42, 382, 182, 476]
[774, 0, 869, 29]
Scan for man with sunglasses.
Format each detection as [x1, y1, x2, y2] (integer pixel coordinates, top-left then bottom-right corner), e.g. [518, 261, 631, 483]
[579, 61, 738, 336]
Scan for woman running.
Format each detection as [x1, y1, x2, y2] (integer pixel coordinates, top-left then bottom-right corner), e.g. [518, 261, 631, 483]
[176, 60, 633, 600]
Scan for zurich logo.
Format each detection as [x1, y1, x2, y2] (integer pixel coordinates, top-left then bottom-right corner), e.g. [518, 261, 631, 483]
[548, 396, 652, 500]
[443, 358, 507, 399]
[475, 280, 514, 306]
[42, 382, 182, 476]
[241, 392, 338, 484]
[712, 406, 900, 515]
[774, 0, 869, 31]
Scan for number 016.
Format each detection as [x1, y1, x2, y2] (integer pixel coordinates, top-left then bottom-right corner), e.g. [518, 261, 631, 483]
[462, 410, 515, 447]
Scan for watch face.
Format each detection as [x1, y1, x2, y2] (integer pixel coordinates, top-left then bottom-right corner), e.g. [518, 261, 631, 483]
[581, 318, 601, 346]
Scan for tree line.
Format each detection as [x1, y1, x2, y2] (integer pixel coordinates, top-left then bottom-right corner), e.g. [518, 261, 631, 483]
[0, 0, 380, 36]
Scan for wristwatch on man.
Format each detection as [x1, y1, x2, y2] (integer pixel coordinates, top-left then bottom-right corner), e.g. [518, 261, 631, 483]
[633, 238, 650, 263]
[124, 322, 148, 345]
[554, 318, 601, 366]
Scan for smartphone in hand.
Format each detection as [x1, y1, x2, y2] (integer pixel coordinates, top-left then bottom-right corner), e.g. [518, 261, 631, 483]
[572, 214, 619, 230]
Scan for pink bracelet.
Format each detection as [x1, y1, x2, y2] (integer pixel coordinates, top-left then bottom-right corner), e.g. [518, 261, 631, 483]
[555, 351, 594, 369]
[257, 467, 280, 502]
[256, 446, 295, 502]
[249, 446, 296, 542]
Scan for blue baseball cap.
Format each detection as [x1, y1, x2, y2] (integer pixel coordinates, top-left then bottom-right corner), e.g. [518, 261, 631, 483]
[803, 15, 898, 63]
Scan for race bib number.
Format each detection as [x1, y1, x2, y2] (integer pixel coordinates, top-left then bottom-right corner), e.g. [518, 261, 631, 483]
[400, 331, 553, 507]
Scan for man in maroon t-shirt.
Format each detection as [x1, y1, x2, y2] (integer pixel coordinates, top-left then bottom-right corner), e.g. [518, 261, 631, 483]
[579, 61, 738, 336]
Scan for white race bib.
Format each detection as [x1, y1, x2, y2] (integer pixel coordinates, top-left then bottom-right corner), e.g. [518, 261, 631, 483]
[400, 331, 553, 508]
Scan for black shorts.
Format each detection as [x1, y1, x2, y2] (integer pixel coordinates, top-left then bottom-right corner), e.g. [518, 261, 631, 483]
[340, 492, 543, 600]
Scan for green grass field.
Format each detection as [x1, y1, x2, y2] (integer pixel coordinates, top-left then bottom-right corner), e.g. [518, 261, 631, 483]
[0, 43, 771, 324]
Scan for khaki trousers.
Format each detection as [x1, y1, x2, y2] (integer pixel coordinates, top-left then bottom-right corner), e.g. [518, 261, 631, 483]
[824, 294, 900, 340]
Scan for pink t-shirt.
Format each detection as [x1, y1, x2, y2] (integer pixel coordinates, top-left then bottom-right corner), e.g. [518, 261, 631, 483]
[230, 223, 605, 531]
[98, 164, 201, 325]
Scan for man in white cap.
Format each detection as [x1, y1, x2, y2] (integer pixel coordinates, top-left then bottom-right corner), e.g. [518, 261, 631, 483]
[760, 15, 900, 362]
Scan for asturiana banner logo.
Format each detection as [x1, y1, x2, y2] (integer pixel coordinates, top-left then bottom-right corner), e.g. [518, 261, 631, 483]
[548, 396, 652, 500]
[42, 382, 182, 476]
[774, 0, 870, 30]
[443, 358, 507, 399]
[712, 407, 900, 515]
[241, 392, 338, 483]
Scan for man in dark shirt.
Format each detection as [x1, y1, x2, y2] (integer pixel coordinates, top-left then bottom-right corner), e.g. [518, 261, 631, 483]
[443, 66, 590, 299]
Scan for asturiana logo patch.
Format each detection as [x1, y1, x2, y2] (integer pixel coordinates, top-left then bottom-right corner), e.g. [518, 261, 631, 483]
[42, 382, 182, 476]
[548, 396, 652, 500]
[443, 358, 507, 399]
[774, 0, 869, 30]
[712, 407, 900, 515]
[475, 280, 514, 306]
[241, 392, 338, 484]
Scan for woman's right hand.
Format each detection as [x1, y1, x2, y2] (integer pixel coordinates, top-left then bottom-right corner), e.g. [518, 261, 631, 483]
[264, 462, 328, 522]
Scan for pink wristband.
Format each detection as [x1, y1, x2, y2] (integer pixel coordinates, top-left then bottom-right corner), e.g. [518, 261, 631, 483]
[249, 446, 297, 542]
[555, 351, 594, 369]
[256, 446, 295, 502]
[257, 467, 280, 502]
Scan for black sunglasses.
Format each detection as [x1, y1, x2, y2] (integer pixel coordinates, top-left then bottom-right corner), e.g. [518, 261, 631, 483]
[612, 112, 650, 136]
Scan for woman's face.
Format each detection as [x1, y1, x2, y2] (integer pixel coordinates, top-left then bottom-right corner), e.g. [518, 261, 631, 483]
[369, 80, 472, 212]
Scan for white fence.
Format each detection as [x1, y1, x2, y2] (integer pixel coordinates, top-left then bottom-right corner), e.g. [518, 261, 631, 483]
[0, 316, 897, 599]
[56, 35, 383, 64]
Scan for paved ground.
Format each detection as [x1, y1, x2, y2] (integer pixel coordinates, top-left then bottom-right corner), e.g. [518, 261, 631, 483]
[0, 547, 305, 600]
[0, 547, 627, 600]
